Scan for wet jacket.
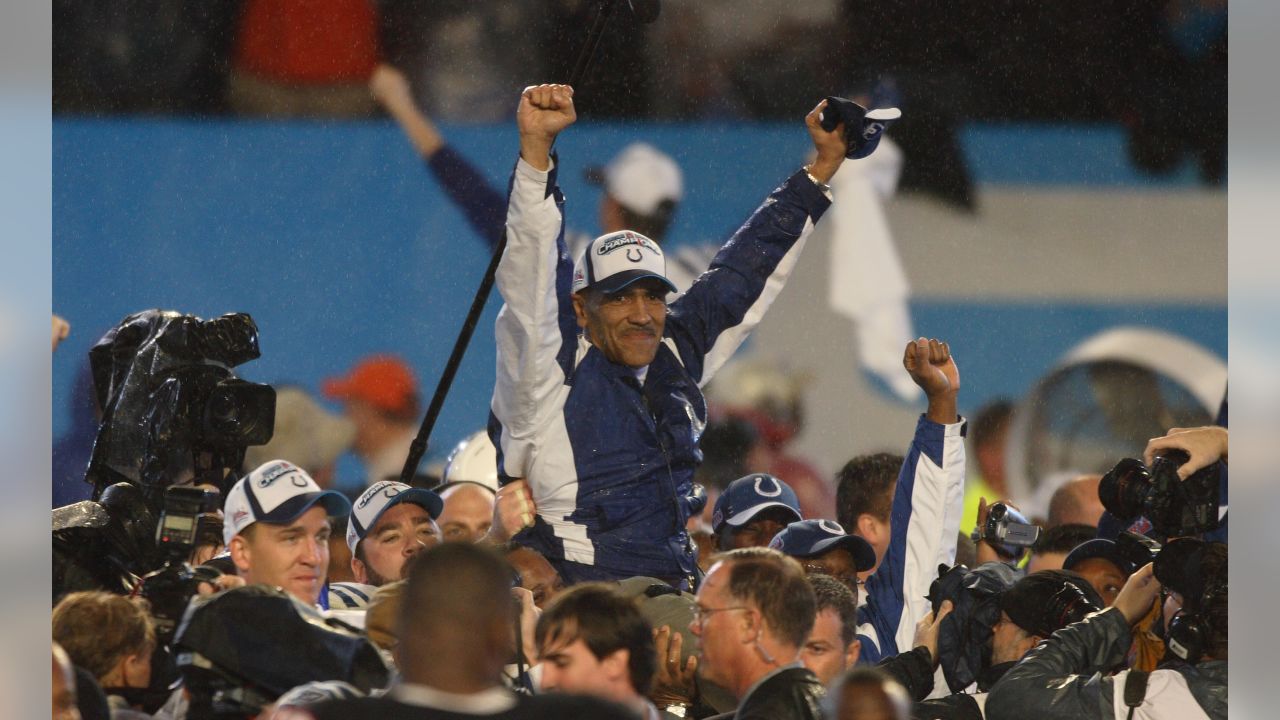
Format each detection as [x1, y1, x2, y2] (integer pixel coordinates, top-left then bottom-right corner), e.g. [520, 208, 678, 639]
[490, 156, 830, 588]
[733, 665, 824, 720]
[986, 608, 1227, 720]
[857, 415, 967, 663]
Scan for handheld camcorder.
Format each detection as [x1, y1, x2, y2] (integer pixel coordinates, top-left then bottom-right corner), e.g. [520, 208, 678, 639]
[1099, 450, 1221, 537]
[138, 486, 225, 646]
[971, 502, 1041, 561]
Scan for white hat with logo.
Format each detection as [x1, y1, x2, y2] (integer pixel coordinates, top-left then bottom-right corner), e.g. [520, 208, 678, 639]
[346, 480, 443, 554]
[222, 460, 352, 546]
[572, 230, 678, 296]
[585, 142, 683, 216]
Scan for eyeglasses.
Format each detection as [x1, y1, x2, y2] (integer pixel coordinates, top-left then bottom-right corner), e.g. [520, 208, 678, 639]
[691, 605, 750, 626]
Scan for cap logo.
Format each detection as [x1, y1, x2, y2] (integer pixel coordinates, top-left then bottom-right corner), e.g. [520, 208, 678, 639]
[233, 509, 249, 524]
[357, 481, 402, 510]
[712, 510, 723, 528]
[768, 535, 784, 550]
[258, 462, 305, 488]
[626, 248, 643, 263]
[818, 520, 844, 535]
[754, 476, 782, 498]
[596, 232, 658, 257]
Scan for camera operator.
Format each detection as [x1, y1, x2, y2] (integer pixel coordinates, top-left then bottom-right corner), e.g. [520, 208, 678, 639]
[52, 592, 157, 718]
[985, 542, 1227, 720]
[224, 460, 352, 606]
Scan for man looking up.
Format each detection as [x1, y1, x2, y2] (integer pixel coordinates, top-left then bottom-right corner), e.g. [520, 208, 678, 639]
[223, 460, 351, 606]
[490, 83, 851, 591]
[536, 583, 659, 719]
[346, 480, 442, 586]
[690, 547, 824, 720]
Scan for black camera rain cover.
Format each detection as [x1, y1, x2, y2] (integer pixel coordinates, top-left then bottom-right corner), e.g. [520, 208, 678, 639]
[173, 585, 390, 700]
[86, 309, 264, 498]
[931, 561, 1022, 693]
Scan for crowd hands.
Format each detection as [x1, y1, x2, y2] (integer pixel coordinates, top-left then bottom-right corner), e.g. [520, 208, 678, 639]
[51, 86, 1227, 720]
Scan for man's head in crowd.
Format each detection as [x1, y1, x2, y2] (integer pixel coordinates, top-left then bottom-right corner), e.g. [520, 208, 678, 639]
[1062, 538, 1139, 606]
[970, 400, 1014, 497]
[1046, 474, 1105, 529]
[507, 543, 566, 609]
[991, 570, 1103, 665]
[769, 519, 876, 597]
[536, 583, 657, 710]
[711, 473, 803, 550]
[802, 574, 861, 685]
[571, 230, 677, 368]
[347, 480, 443, 586]
[52, 592, 155, 691]
[1026, 523, 1096, 574]
[397, 543, 518, 690]
[436, 482, 495, 542]
[586, 142, 683, 244]
[691, 547, 816, 697]
[834, 453, 902, 574]
[322, 355, 420, 462]
[824, 667, 911, 720]
[223, 460, 351, 604]
[52, 643, 81, 720]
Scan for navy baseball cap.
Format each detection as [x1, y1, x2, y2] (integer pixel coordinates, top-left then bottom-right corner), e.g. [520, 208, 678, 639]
[711, 473, 802, 535]
[1062, 539, 1139, 577]
[768, 519, 876, 571]
[346, 480, 444, 554]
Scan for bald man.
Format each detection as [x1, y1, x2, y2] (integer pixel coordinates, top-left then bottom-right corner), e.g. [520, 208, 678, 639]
[1046, 475, 1104, 529]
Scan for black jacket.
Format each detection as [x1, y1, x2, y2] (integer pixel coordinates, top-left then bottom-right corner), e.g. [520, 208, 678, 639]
[986, 607, 1227, 720]
[732, 666, 824, 720]
[877, 646, 1014, 720]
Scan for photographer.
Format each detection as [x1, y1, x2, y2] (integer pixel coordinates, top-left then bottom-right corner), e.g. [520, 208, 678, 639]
[985, 543, 1227, 720]
[52, 592, 156, 718]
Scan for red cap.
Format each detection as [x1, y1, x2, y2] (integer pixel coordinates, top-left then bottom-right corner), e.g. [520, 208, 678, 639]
[322, 355, 418, 415]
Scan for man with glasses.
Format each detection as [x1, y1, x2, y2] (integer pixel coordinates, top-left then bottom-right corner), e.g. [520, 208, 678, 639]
[689, 547, 823, 720]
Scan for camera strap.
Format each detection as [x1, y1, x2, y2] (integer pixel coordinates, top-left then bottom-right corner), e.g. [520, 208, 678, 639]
[1123, 670, 1150, 720]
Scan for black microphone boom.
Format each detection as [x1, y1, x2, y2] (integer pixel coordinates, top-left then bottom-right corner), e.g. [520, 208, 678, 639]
[398, 0, 660, 485]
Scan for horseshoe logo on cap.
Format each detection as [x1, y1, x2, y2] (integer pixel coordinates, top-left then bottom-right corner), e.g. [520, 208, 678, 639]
[754, 476, 782, 497]
[626, 248, 643, 263]
[819, 520, 845, 535]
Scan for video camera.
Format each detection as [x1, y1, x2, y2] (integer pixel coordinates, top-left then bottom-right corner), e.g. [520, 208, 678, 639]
[1099, 449, 1221, 537]
[971, 502, 1041, 560]
[137, 486, 225, 646]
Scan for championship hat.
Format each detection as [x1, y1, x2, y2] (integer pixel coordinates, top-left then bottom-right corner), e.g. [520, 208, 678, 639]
[346, 480, 443, 554]
[572, 230, 678, 296]
[222, 460, 351, 546]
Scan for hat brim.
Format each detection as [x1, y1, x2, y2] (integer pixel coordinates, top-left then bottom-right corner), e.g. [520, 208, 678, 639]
[259, 490, 352, 525]
[719, 501, 803, 531]
[790, 533, 877, 572]
[1063, 539, 1135, 576]
[588, 269, 678, 296]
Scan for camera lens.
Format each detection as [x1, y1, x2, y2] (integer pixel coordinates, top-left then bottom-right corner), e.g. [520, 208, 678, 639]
[1098, 458, 1152, 521]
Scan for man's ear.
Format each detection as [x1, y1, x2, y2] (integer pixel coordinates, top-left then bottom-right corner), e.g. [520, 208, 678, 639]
[228, 535, 252, 576]
[601, 648, 630, 683]
[856, 513, 884, 546]
[845, 637, 862, 668]
[571, 292, 589, 330]
[351, 554, 369, 585]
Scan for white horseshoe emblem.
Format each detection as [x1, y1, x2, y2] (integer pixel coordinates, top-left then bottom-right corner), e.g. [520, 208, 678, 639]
[753, 476, 781, 497]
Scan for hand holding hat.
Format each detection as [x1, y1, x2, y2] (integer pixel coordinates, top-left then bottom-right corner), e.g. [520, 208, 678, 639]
[818, 96, 902, 160]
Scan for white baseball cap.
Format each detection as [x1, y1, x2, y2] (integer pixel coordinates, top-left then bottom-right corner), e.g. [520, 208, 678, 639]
[346, 480, 443, 554]
[222, 460, 351, 546]
[586, 142, 683, 216]
[572, 230, 678, 296]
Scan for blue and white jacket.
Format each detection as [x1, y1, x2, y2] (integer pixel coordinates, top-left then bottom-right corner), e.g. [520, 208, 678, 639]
[489, 155, 832, 588]
[857, 414, 967, 664]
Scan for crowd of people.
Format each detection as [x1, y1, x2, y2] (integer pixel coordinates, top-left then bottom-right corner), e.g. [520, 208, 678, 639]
[50, 84, 1227, 720]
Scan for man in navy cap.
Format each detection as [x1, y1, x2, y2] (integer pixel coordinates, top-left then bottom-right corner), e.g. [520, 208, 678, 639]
[223, 460, 352, 606]
[770, 519, 877, 597]
[710, 473, 804, 551]
[1062, 538, 1139, 607]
